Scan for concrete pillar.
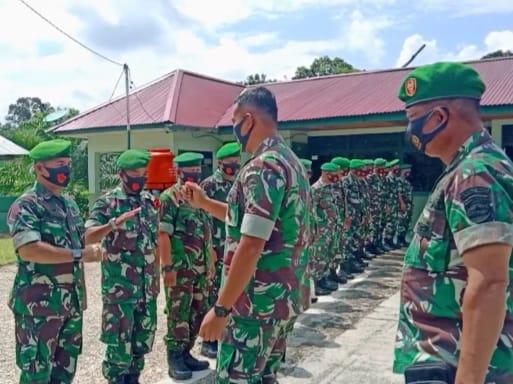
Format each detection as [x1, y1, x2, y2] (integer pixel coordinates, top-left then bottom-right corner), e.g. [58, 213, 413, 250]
[491, 119, 502, 147]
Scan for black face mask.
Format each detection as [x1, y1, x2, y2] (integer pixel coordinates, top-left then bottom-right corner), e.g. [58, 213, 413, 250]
[233, 116, 254, 151]
[124, 174, 146, 195]
[44, 165, 71, 187]
[222, 162, 240, 176]
[181, 171, 202, 184]
[406, 107, 449, 153]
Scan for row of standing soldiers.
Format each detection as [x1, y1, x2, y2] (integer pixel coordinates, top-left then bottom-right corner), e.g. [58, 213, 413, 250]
[303, 157, 414, 296]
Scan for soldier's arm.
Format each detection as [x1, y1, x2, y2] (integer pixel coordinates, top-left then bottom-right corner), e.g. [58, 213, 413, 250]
[158, 195, 177, 266]
[84, 196, 112, 244]
[9, 199, 92, 263]
[217, 159, 285, 309]
[445, 170, 513, 384]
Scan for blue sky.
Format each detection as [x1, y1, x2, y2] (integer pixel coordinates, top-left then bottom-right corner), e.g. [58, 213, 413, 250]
[0, 0, 512, 120]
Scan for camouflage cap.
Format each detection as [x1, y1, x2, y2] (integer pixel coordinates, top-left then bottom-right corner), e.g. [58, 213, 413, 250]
[300, 158, 312, 168]
[29, 139, 71, 161]
[321, 162, 339, 172]
[398, 61, 486, 107]
[331, 157, 350, 169]
[374, 158, 386, 166]
[116, 149, 151, 170]
[174, 152, 204, 167]
[216, 142, 241, 159]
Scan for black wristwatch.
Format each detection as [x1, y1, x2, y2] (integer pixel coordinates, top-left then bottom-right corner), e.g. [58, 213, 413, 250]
[161, 264, 174, 273]
[71, 249, 83, 262]
[214, 303, 232, 318]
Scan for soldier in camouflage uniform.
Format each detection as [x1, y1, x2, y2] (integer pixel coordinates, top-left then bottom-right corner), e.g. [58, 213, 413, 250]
[199, 141, 241, 358]
[181, 87, 310, 384]
[159, 151, 212, 380]
[396, 163, 413, 247]
[341, 160, 366, 275]
[366, 159, 385, 255]
[383, 159, 401, 249]
[330, 157, 352, 282]
[7, 139, 103, 384]
[85, 149, 159, 384]
[394, 62, 513, 384]
[373, 158, 390, 252]
[311, 162, 341, 295]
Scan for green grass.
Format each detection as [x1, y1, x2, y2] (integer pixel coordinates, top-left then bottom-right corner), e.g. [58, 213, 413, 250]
[0, 237, 15, 266]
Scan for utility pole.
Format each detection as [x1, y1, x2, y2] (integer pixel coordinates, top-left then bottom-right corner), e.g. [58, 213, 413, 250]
[124, 63, 131, 149]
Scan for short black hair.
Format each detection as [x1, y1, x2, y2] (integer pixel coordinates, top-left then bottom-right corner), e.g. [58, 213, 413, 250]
[235, 86, 278, 122]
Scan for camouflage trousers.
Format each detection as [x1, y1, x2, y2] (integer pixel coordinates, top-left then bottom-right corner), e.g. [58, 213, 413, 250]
[100, 299, 157, 380]
[164, 272, 208, 350]
[207, 246, 225, 308]
[217, 315, 297, 384]
[384, 209, 399, 240]
[309, 231, 335, 281]
[396, 207, 412, 236]
[14, 309, 82, 384]
[345, 215, 363, 257]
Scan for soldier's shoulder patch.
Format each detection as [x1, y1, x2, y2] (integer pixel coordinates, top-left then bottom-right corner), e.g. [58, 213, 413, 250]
[459, 186, 493, 224]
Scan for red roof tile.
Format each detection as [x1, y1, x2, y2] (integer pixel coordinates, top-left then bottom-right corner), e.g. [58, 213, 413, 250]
[217, 57, 513, 126]
[52, 57, 513, 134]
[51, 70, 243, 133]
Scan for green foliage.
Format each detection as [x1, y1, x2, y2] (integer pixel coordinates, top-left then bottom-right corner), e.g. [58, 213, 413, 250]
[239, 73, 277, 85]
[99, 152, 121, 192]
[293, 56, 359, 79]
[0, 237, 15, 265]
[5, 97, 53, 126]
[481, 50, 513, 60]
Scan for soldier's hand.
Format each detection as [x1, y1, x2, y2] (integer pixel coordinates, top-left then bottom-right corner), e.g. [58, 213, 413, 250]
[181, 182, 208, 209]
[163, 270, 177, 287]
[82, 243, 104, 262]
[115, 207, 141, 226]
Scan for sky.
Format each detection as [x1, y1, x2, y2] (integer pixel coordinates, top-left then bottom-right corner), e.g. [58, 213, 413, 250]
[1, 0, 513, 120]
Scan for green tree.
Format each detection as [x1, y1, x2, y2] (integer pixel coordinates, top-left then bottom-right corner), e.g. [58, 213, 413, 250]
[239, 73, 277, 86]
[293, 56, 359, 79]
[5, 97, 54, 126]
[481, 50, 513, 59]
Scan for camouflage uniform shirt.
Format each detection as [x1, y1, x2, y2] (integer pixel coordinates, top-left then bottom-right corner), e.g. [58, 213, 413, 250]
[224, 135, 310, 321]
[7, 182, 86, 316]
[393, 129, 513, 381]
[200, 169, 233, 250]
[85, 186, 159, 303]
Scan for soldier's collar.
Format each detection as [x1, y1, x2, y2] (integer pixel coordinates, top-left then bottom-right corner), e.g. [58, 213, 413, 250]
[448, 128, 491, 171]
[252, 135, 285, 158]
[35, 181, 59, 200]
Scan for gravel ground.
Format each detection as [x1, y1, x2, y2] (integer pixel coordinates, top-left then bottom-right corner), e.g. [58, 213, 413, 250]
[0, 250, 404, 384]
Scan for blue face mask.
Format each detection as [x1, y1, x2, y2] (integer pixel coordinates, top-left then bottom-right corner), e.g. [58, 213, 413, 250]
[406, 107, 449, 152]
[233, 116, 254, 151]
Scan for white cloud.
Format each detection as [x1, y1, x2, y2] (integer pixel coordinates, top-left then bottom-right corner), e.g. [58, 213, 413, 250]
[395, 30, 513, 68]
[0, 0, 395, 121]
[416, 0, 513, 16]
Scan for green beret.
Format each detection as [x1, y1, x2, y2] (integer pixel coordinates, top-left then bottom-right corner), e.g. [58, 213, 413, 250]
[174, 152, 204, 167]
[398, 61, 486, 107]
[116, 149, 151, 170]
[300, 158, 312, 168]
[389, 159, 400, 167]
[29, 139, 71, 161]
[374, 158, 386, 166]
[401, 163, 412, 169]
[350, 159, 364, 169]
[364, 159, 373, 166]
[321, 162, 339, 172]
[331, 157, 350, 169]
[216, 142, 241, 159]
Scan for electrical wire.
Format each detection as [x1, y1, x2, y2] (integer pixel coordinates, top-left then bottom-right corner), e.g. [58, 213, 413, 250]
[18, 0, 123, 67]
[128, 70, 158, 123]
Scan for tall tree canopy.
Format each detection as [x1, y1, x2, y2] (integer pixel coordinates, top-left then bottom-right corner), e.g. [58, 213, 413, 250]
[293, 56, 359, 79]
[5, 97, 54, 125]
[481, 50, 513, 59]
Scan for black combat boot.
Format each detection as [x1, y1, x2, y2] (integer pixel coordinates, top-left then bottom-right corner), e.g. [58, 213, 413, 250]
[330, 268, 347, 284]
[338, 266, 354, 280]
[183, 349, 210, 371]
[345, 260, 364, 274]
[322, 276, 338, 291]
[314, 280, 331, 296]
[200, 341, 218, 359]
[167, 348, 192, 380]
[125, 373, 140, 384]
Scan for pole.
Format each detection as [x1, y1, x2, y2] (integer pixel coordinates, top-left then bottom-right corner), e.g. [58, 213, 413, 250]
[124, 63, 131, 149]
[402, 44, 426, 68]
